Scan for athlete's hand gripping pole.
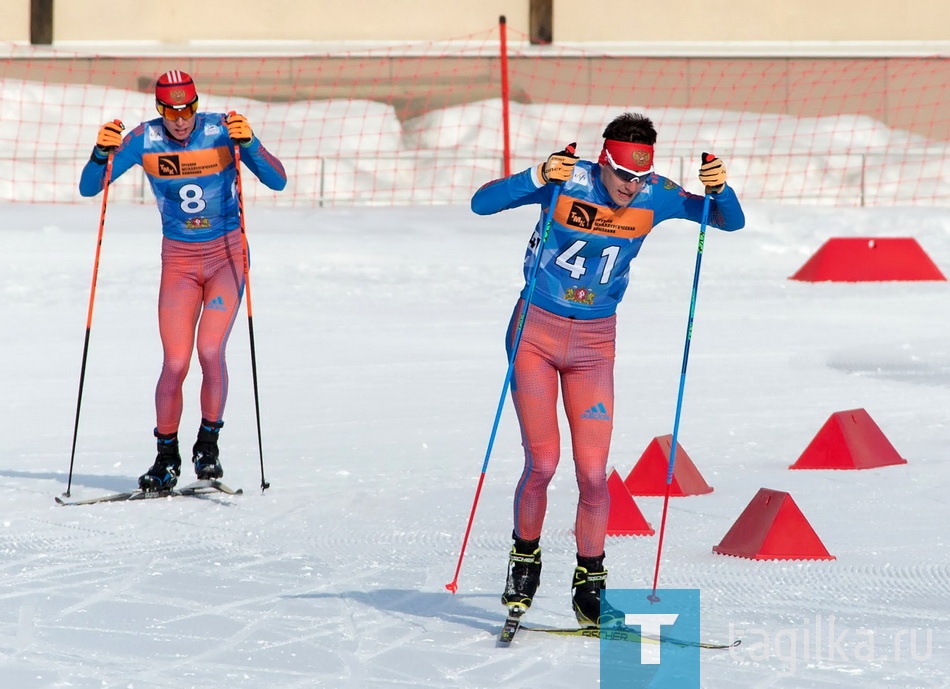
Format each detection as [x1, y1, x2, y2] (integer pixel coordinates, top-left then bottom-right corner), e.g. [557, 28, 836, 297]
[538, 143, 579, 184]
[64, 121, 123, 497]
[231, 113, 270, 494]
[648, 153, 714, 600]
[445, 144, 575, 594]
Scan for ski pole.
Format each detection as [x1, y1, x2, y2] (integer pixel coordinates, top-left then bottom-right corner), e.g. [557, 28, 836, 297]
[231, 127, 270, 494]
[649, 154, 713, 598]
[64, 132, 120, 498]
[446, 148, 572, 594]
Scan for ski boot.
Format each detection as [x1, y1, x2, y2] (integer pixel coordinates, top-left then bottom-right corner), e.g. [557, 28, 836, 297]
[192, 418, 224, 480]
[501, 532, 542, 615]
[139, 430, 182, 491]
[571, 553, 621, 628]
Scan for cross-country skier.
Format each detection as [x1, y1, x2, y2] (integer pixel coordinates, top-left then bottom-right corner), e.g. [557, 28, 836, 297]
[79, 70, 287, 491]
[470, 112, 745, 627]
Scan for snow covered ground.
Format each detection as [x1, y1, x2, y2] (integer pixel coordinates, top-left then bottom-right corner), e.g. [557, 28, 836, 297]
[1, 194, 949, 688]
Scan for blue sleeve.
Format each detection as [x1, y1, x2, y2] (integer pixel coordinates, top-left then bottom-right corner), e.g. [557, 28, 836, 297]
[237, 137, 287, 191]
[78, 128, 143, 197]
[657, 180, 745, 232]
[471, 166, 550, 215]
[697, 185, 745, 231]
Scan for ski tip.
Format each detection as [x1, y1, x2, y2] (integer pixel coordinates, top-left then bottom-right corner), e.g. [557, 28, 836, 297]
[203, 480, 243, 495]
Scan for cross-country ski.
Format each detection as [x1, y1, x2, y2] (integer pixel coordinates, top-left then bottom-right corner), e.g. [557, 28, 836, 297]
[55, 479, 242, 506]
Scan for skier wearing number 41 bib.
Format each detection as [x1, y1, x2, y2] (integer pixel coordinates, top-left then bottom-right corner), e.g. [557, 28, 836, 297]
[79, 70, 286, 492]
[470, 113, 744, 627]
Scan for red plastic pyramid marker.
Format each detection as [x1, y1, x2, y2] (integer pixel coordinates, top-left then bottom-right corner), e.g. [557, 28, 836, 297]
[623, 435, 713, 496]
[713, 488, 834, 561]
[789, 237, 945, 282]
[605, 468, 654, 536]
[790, 408, 907, 470]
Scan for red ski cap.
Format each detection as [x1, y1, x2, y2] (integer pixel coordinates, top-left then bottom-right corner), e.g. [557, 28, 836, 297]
[155, 70, 198, 106]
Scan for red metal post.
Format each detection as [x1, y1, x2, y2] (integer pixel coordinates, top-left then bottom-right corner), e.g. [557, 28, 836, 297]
[499, 15, 511, 177]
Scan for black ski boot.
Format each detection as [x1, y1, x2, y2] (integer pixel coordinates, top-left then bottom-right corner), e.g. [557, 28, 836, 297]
[501, 532, 542, 614]
[192, 418, 224, 480]
[572, 553, 620, 628]
[139, 430, 182, 491]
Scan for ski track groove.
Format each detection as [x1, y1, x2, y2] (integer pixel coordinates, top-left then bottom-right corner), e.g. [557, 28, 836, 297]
[5, 489, 947, 687]
[53, 556, 154, 619]
[42, 620, 348, 689]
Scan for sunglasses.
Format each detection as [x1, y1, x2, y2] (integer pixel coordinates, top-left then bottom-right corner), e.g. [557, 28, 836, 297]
[156, 99, 199, 120]
[609, 165, 651, 184]
[602, 148, 651, 184]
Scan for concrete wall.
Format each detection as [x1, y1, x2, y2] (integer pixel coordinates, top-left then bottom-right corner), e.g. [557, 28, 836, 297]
[558, 1, 950, 42]
[3, 2, 31, 42]
[3, 1, 950, 43]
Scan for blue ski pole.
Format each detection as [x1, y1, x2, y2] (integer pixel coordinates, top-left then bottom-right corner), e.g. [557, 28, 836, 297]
[650, 154, 714, 597]
[447, 147, 574, 593]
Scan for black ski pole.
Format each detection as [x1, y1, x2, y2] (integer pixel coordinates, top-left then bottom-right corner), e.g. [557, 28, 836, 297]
[65, 135, 120, 497]
[231, 120, 270, 493]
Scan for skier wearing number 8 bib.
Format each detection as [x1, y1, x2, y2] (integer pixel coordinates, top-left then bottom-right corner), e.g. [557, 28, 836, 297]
[79, 70, 286, 492]
[470, 113, 744, 627]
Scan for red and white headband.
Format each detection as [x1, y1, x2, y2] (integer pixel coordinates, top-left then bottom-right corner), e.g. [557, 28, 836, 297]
[598, 140, 655, 179]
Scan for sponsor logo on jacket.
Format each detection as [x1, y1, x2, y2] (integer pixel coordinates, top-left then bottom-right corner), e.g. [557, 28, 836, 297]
[567, 201, 598, 229]
[555, 196, 656, 239]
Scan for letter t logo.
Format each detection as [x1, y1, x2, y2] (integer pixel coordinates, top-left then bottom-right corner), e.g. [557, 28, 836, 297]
[624, 614, 680, 664]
